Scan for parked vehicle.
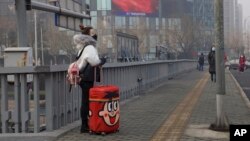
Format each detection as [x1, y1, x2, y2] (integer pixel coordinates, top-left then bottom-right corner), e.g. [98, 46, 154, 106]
[229, 59, 239, 70]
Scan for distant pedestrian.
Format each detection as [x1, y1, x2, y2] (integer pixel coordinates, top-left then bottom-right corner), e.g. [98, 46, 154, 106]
[239, 54, 246, 72]
[198, 53, 205, 71]
[208, 47, 216, 82]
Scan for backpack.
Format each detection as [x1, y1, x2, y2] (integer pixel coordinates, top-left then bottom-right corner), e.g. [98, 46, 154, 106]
[66, 46, 87, 90]
[67, 62, 81, 86]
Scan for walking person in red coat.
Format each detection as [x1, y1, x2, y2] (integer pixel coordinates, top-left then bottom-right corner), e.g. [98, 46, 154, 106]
[239, 54, 246, 72]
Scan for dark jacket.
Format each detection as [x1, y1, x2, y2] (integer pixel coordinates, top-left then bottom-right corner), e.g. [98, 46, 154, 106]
[198, 55, 205, 65]
[208, 51, 216, 73]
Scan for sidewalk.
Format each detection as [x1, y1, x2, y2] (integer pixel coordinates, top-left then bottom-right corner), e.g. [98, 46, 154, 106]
[56, 69, 250, 141]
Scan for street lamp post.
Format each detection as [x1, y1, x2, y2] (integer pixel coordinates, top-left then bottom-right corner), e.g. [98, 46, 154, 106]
[34, 10, 38, 66]
[15, 0, 28, 47]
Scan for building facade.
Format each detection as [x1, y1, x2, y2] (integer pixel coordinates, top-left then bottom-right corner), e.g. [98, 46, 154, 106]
[84, 0, 243, 60]
[192, 0, 215, 51]
[223, 0, 243, 57]
[85, 0, 197, 61]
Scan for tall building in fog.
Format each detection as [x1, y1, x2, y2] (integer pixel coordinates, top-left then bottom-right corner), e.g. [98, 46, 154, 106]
[192, 0, 214, 50]
[224, 0, 243, 56]
[193, 0, 214, 32]
[224, 0, 235, 48]
[235, 3, 243, 40]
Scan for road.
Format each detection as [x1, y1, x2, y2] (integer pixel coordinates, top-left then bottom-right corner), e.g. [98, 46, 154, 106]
[230, 69, 250, 100]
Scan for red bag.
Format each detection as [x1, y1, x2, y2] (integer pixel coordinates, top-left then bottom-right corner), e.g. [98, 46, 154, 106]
[89, 85, 120, 134]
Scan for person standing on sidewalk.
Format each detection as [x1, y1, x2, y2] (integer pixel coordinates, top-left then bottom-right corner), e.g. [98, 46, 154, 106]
[198, 53, 205, 71]
[208, 47, 216, 82]
[74, 25, 106, 133]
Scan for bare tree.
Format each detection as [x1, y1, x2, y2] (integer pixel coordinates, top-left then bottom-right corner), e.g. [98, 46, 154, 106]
[44, 24, 74, 61]
[0, 15, 17, 47]
[127, 17, 149, 57]
[227, 32, 244, 57]
[165, 16, 204, 59]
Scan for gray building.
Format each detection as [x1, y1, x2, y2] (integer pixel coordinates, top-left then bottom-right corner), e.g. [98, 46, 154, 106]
[224, 0, 236, 48]
[192, 0, 215, 51]
[235, 3, 243, 40]
[223, 0, 243, 56]
[193, 0, 214, 32]
[84, 0, 199, 61]
[85, 0, 164, 61]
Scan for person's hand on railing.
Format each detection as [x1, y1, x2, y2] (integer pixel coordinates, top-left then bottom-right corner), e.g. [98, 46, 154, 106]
[99, 56, 107, 66]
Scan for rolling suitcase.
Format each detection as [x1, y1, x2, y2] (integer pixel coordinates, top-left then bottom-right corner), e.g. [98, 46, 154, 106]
[88, 68, 120, 135]
[89, 85, 120, 135]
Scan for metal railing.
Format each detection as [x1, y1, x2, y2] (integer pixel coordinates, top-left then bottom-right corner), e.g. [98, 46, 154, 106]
[0, 60, 195, 133]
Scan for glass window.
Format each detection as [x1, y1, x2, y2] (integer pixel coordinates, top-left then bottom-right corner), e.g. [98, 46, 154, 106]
[146, 17, 149, 28]
[162, 18, 166, 29]
[85, 0, 90, 4]
[115, 16, 125, 29]
[115, 16, 122, 28]
[129, 17, 133, 29]
[102, 11, 107, 16]
[122, 17, 126, 28]
[97, 0, 111, 10]
[156, 18, 159, 30]
[107, 0, 111, 10]
[129, 17, 138, 29]
[97, 0, 101, 10]
[60, 0, 67, 9]
[83, 19, 91, 26]
[90, 11, 97, 16]
[102, 0, 106, 9]
[91, 17, 97, 28]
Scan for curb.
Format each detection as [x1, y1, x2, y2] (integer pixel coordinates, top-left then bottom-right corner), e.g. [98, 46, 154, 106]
[0, 120, 81, 141]
[228, 71, 250, 109]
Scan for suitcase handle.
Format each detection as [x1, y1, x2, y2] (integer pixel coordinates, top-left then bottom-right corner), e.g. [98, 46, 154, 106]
[94, 66, 103, 85]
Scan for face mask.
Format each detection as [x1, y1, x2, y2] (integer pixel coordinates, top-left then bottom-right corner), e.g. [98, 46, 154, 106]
[92, 34, 98, 40]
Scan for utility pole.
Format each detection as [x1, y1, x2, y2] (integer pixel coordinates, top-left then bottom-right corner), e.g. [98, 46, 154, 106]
[41, 27, 44, 66]
[210, 0, 229, 131]
[34, 11, 38, 66]
[15, 0, 28, 47]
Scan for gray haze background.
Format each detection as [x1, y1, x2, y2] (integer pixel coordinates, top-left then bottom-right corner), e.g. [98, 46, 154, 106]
[239, 0, 250, 29]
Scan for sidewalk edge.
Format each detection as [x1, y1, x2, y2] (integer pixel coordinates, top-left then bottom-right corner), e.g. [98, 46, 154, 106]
[0, 120, 81, 141]
[229, 71, 250, 109]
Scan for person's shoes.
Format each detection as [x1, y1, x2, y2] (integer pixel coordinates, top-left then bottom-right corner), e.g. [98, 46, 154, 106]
[80, 128, 89, 133]
[80, 126, 89, 133]
[80, 129, 89, 133]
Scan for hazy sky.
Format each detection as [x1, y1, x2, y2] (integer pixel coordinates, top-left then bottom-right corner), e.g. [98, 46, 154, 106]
[238, 0, 250, 20]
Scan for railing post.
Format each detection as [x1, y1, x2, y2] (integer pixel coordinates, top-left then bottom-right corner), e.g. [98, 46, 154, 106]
[13, 74, 21, 133]
[33, 74, 40, 133]
[45, 73, 54, 131]
[20, 74, 30, 133]
[1, 75, 11, 133]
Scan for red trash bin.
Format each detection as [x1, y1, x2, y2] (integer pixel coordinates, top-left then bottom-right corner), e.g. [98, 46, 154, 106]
[89, 85, 120, 134]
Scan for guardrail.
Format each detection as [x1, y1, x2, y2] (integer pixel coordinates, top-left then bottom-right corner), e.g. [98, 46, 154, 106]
[0, 60, 195, 134]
